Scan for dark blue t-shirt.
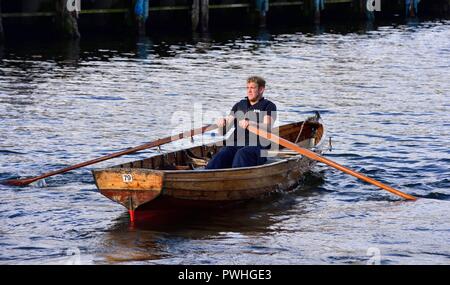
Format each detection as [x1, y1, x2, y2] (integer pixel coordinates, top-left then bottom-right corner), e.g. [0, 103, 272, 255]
[227, 97, 277, 148]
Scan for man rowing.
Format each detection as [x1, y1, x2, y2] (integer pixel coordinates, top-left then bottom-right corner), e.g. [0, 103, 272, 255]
[206, 76, 277, 169]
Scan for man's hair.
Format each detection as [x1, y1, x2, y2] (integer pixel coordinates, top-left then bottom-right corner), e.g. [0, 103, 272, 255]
[247, 76, 266, 88]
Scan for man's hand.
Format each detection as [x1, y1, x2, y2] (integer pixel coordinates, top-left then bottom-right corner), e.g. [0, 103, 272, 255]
[238, 119, 250, 129]
[216, 118, 227, 128]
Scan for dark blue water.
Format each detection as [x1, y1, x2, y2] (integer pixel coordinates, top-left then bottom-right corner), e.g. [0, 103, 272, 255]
[0, 20, 449, 264]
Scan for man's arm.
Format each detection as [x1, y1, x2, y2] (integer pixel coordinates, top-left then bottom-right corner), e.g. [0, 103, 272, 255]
[263, 114, 274, 128]
[217, 115, 235, 135]
[238, 115, 274, 131]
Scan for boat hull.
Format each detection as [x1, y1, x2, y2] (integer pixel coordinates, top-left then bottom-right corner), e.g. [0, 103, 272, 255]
[92, 120, 325, 220]
[93, 155, 316, 203]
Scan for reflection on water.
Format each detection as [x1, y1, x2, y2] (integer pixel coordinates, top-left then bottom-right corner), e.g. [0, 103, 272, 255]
[0, 19, 449, 264]
[99, 185, 317, 264]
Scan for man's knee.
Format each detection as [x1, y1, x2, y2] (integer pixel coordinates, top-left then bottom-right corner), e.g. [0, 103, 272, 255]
[206, 146, 239, 169]
[232, 147, 263, 168]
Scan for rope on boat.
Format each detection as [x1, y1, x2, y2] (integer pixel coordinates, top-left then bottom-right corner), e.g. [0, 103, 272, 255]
[295, 112, 321, 144]
[294, 121, 306, 144]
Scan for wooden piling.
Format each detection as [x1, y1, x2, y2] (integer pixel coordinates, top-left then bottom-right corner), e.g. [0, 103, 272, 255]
[302, 0, 322, 24]
[55, 0, 80, 39]
[0, 0, 448, 40]
[314, 0, 321, 24]
[367, 0, 375, 20]
[0, 0, 4, 42]
[137, 17, 145, 36]
[134, 0, 149, 36]
[201, 0, 209, 32]
[259, 13, 266, 28]
[407, 0, 416, 17]
[192, 0, 208, 32]
[254, 0, 268, 28]
[357, 0, 365, 19]
[192, 0, 200, 31]
[356, 0, 375, 20]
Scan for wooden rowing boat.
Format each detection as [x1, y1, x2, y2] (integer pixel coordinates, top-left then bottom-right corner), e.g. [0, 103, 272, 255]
[92, 119, 325, 221]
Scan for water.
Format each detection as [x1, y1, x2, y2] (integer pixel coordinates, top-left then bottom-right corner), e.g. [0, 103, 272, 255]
[0, 20, 449, 265]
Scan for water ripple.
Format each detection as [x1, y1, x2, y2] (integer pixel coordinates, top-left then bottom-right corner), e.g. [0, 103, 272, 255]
[0, 20, 449, 265]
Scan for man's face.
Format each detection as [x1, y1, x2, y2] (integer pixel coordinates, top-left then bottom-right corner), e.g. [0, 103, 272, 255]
[247, 82, 264, 103]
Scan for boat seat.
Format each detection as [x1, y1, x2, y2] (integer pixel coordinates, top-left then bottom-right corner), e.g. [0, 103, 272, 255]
[160, 164, 194, 170]
[185, 140, 312, 168]
[184, 150, 209, 168]
[296, 138, 315, 148]
[265, 157, 283, 164]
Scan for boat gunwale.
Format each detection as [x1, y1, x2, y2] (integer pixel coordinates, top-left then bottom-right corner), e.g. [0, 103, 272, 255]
[93, 120, 326, 175]
[92, 156, 295, 176]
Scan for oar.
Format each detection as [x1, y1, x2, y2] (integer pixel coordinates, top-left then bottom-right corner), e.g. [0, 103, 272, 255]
[3, 124, 218, 187]
[247, 125, 417, 201]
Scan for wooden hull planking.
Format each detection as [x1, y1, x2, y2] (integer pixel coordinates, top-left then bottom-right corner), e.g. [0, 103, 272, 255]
[92, 121, 325, 214]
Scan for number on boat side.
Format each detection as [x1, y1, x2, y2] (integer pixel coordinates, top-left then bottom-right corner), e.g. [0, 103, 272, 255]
[122, 174, 133, 183]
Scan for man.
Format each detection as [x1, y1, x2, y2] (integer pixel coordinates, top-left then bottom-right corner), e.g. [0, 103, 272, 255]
[206, 76, 277, 169]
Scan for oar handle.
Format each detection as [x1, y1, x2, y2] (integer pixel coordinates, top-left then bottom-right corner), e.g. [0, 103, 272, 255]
[4, 124, 218, 186]
[247, 125, 417, 201]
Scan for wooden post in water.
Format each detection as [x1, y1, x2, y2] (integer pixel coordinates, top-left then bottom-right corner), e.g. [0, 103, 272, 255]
[255, 0, 269, 28]
[201, 0, 209, 32]
[192, 0, 200, 31]
[192, 0, 208, 32]
[314, 0, 321, 24]
[134, 0, 149, 36]
[407, 0, 417, 17]
[359, 0, 375, 21]
[0, 0, 4, 42]
[404, 0, 422, 18]
[137, 15, 145, 36]
[55, 0, 80, 39]
[355, 0, 365, 19]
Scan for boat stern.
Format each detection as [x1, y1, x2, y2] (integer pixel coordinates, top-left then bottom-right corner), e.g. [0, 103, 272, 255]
[92, 168, 164, 211]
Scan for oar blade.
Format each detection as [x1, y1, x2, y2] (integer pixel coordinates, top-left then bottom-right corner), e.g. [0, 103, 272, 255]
[2, 177, 36, 187]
